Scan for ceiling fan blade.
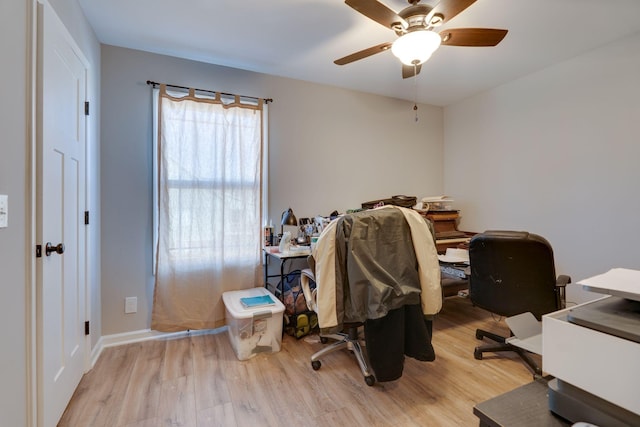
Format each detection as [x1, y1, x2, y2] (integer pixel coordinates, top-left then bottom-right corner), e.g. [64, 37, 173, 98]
[440, 28, 508, 47]
[345, 0, 407, 29]
[402, 64, 422, 79]
[334, 42, 393, 65]
[427, 0, 477, 25]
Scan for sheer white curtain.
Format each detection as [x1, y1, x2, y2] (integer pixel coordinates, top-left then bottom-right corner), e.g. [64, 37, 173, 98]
[152, 85, 265, 332]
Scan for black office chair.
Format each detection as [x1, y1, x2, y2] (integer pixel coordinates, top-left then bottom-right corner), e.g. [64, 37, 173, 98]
[468, 230, 570, 376]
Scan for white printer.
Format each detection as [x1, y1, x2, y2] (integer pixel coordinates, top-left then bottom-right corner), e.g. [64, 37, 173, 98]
[542, 268, 640, 426]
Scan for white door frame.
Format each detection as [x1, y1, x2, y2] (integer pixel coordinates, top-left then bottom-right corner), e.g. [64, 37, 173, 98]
[26, 1, 93, 425]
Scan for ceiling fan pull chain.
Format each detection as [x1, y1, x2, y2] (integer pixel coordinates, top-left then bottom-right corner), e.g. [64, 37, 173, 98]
[413, 63, 419, 122]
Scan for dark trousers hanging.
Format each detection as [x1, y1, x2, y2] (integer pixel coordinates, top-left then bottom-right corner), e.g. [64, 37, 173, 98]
[364, 303, 435, 382]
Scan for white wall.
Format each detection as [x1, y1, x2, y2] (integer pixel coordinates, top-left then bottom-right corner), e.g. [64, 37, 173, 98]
[100, 45, 444, 335]
[444, 31, 640, 304]
[267, 79, 443, 220]
[0, 1, 29, 424]
[0, 0, 99, 424]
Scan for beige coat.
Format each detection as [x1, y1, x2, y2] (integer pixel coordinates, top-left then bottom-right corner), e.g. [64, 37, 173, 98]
[313, 205, 442, 331]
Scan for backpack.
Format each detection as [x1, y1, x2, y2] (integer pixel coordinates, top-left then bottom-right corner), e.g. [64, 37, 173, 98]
[281, 270, 318, 338]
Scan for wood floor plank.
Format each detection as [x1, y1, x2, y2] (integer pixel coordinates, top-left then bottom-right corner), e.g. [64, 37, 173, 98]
[120, 417, 161, 427]
[157, 375, 197, 427]
[116, 340, 166, 426]
[275, 335, 343, 418]
[162, 335, 193, 381]
[191, 333, 232, 411]
[197, 402, 237, 427]
[62, 296, 540, 427]
[58, 343, 139, 427]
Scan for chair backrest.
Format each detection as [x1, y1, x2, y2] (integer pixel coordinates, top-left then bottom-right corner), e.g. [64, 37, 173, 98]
[468, 230, 560, 320]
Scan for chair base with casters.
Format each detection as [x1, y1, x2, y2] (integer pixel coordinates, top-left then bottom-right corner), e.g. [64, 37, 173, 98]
[310, 325, 376, 387]
[473, 329, 542, 377]
[300, 268, 376, 386]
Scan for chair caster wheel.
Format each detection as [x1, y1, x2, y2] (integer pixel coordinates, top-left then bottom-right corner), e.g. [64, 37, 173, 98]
[365, 375, 375, 386]
[474, 348, 483, 360]
[320, 337, 328, 344]
[475, 330, 484, 340]
[311, 360, 321, 370]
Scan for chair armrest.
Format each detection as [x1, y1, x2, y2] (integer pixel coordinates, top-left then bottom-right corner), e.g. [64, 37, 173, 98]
[300, 268, 318, 312]
[556, 274, 571, 287]
[555, 274, 571, 309]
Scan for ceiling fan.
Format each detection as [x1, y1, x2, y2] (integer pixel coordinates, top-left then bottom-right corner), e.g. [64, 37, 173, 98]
[335, 0, 508, 79]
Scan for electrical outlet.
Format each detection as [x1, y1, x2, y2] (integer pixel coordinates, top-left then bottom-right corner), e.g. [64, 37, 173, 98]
[125, 297, 137, 314]
[0, 195, 7, 228]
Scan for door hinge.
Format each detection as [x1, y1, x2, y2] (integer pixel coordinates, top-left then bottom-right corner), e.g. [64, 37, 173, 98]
[84, 101, 90, 116]
[85, 321, 90, 336]
[84, 211, 90, 225]
[36, 245, 42, 258]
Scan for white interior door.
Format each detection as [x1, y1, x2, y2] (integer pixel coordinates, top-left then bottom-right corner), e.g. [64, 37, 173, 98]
[36, 2, 87, 426]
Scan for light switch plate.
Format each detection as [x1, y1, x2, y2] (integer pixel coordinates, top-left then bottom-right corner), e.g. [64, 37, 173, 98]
[0, 195, 7, 228]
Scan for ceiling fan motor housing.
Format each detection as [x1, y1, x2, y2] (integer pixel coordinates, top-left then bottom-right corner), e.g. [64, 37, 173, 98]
[394, 4, 441, 34]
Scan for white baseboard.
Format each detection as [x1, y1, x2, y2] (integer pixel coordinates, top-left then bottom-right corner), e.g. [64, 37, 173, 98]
[89, 327, 227, 369]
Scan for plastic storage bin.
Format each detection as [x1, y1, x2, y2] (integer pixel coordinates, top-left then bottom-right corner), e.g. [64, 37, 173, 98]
[222, 287, 285, 361]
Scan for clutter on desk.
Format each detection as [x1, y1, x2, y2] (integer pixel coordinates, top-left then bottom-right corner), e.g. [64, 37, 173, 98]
[296, 217, 315, 245]
[267, 207, 330, 248]
[281, 207, 297, 228]
[361, 195, 417, 209]
[264, 245, 311, 257]
[310, 235, 319, 251]
[278, 231, 292, 252]
[437, 247, 470, 264]
[263, 220, 275, 246]
[420, 195, 454, 211]
[280, 207, 299, 241]
[314, 215, 331, 234]
[440, 264, 469, 280]
[288, 245, 310, 253]
[439, 248, 470, 282]
[417, 209, 466, 239]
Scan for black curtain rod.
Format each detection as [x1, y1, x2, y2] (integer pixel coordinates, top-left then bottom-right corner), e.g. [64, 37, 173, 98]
[146, 80, 272, 103]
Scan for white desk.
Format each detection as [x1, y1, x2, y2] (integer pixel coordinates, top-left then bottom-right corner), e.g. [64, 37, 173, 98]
[263, 247, 310, 301]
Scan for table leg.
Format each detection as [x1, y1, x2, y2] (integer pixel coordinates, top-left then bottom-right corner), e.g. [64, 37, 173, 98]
[279, 259, 287, 302]
[279, 258, 288, 338]
[264, 251, 268, 290]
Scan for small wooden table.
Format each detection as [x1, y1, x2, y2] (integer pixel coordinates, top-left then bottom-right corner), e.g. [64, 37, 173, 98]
[473, 377, 570, 427]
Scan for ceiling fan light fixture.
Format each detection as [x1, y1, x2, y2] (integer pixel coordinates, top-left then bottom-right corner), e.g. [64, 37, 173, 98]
[391, 30, 441, 66]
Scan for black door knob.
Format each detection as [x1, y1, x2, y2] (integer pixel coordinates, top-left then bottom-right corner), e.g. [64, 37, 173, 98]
[45, 242, 65, 256]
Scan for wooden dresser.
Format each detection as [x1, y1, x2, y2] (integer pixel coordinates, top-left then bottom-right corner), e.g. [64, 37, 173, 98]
[416, 209, 475, 254]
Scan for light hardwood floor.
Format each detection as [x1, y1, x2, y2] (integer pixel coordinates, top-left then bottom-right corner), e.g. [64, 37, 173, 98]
[59, 296, 538, 426]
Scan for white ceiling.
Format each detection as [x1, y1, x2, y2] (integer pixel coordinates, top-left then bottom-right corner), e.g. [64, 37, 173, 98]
[79, 0, 640, 106]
